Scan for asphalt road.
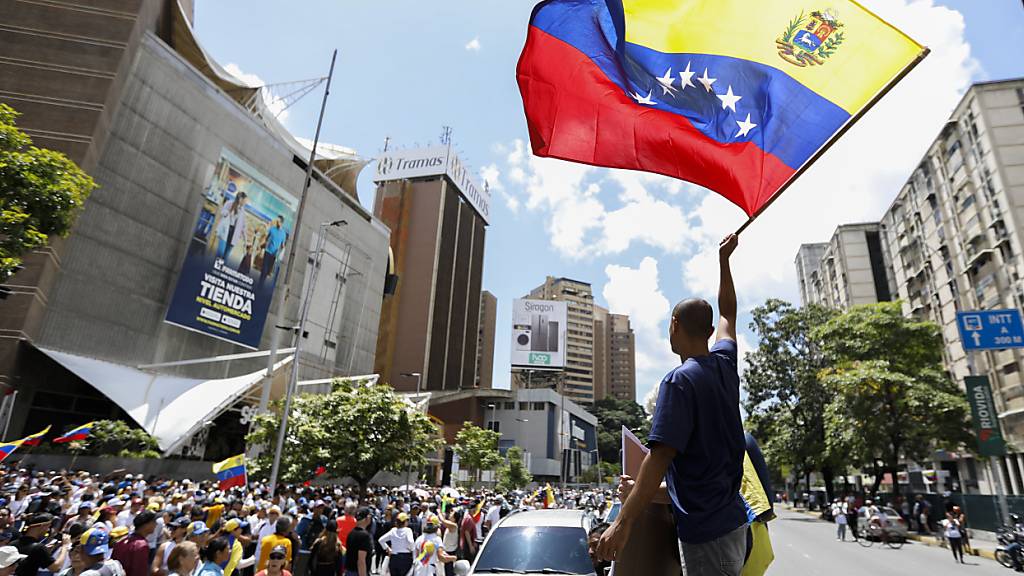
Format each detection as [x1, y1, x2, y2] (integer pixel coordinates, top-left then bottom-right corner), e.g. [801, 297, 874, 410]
[769, 508, 1010, 575]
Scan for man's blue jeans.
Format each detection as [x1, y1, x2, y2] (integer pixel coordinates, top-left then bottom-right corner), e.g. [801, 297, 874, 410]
[681, 524, 748, 576]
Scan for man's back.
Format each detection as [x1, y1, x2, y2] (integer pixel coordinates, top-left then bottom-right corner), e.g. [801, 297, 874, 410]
[648, 338, 746, 544]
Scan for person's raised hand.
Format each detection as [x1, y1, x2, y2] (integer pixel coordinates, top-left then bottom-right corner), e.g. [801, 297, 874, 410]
[616, 475, 635, 502]
[719, 233, 739, 259]
[596, 519, 632, 562]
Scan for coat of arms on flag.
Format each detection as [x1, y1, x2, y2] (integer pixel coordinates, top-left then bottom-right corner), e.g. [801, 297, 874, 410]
[777, 9, 845, 67]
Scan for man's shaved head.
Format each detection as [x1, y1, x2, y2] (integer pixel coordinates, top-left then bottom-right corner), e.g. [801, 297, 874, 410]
[672, 298, 714, 339]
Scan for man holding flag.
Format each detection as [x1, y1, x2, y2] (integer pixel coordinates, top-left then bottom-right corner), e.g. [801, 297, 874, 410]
[598, 234, 744, 573]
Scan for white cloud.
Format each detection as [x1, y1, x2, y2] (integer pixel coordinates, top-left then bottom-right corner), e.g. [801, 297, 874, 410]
[480, 163, 520, 213]
[500, 139, 697, 258]
[603, 257, 677, 404]
[465, 37, 482, 52]
[223, 62, 291, 124]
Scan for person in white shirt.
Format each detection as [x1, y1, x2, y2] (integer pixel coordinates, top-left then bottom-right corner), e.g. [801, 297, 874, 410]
[116, 498, 142, 529]
[379, 513, 415, 576]
[412, 516, 455, 576]
[482, 501, 501, 536]
[253, 505, 281, 563]
[943, 515, 965, 563]
[832, 501, 848, 541]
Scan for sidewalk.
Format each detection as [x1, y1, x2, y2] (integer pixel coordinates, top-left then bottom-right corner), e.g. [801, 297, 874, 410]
[783, 504, 1000, 561]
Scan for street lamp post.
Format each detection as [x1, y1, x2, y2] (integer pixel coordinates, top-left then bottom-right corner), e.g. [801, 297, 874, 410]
[268, 219, 346, 495]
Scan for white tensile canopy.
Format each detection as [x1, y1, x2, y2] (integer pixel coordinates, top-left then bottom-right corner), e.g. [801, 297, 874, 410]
[37, 347, 292, 455]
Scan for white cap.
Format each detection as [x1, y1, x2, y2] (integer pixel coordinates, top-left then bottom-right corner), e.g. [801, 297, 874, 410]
[0, 546, 28, 569]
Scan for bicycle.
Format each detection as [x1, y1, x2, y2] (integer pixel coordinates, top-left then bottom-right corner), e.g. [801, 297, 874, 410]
[856, 523, 906, 549]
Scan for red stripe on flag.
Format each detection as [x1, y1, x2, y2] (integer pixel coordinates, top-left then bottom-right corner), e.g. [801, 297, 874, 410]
[517, 27, 794, 216]
[219, 474, 246, 490]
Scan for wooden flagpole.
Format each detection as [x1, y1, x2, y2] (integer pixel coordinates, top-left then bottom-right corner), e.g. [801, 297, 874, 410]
[735, 47, 930, 236]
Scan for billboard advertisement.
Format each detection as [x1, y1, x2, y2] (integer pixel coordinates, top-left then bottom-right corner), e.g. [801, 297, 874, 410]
[511, 299, 567, 369]
[373, 145, 491, 224]
[165, 149, 298, 349]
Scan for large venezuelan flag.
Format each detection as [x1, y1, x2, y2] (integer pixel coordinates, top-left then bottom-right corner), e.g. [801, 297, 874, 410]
[517, 0, 926, 217]
[213, 454, 247, 490]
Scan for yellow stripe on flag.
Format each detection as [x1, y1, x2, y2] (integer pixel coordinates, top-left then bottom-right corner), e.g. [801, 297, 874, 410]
[621, 0, 924, 114]
[213, 454, 245, 474]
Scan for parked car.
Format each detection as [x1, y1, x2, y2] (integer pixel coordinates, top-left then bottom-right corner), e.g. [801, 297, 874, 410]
[454, 509, 598, 575]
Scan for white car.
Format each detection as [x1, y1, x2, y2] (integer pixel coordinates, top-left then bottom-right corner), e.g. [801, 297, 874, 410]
[454, 509, 599, 575]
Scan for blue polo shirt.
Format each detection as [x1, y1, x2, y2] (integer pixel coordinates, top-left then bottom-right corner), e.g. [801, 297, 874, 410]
[265, 225, 287, 255]
[648, 338, 747, 544]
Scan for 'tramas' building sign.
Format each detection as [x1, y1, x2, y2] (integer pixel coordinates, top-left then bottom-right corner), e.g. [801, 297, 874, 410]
[374, 145, 491, 224]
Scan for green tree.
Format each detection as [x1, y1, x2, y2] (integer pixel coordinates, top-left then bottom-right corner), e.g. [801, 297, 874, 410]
[590, 396, 649, 467]
[453, 422, 502, 486]
[743, 299, 841, 500]
[496, 446, 533, 491]
[1, 104, 96, 282]
[816, 302, 971, 497]
[246, 379, 442, 498]
[50, 420, 160, 459]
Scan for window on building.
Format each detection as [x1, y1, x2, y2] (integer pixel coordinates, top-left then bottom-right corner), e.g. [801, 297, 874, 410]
[519, 402, 529, 410]
[504, 402, 516, 410]
[487, 421, 501, 433]
[1004, 363, 1019, 375]
[532, 402, 547, 410]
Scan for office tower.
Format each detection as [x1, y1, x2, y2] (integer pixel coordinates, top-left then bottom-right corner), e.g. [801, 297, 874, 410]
[528, 277, 596, 405]
[794, 223, 895, 309]
[607, 313, 637, 401]
[476, 291, 497, 389]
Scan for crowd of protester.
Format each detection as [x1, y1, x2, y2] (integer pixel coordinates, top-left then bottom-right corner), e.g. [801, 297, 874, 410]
[0, 466, 616, 576]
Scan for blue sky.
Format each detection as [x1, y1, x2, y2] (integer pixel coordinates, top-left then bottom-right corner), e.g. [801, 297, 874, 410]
[195, 0, 1024, 407]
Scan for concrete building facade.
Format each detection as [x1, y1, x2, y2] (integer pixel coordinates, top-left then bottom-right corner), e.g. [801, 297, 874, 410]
[879, 78, 1024, 496]
[0, 0, 390, 459]
[475, 290, 497, 389]
[592, 305, 609, 401]
[528, 277, 596, 405]
[372, 156, 488, 393]
[607, 313, 637, 402]
[795, 223, 895, 309]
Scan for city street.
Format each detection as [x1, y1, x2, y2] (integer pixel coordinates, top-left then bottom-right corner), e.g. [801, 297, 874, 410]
[770, 508, 1008, 575]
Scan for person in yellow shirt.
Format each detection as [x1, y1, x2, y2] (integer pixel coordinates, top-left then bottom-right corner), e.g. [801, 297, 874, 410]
[219, 519, 255, 576]
[257, 517, 292, 571]
[205, 500, 226, 530]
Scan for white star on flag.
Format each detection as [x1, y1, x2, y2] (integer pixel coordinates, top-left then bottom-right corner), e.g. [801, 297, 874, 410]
[631, 90, 656, 105]
[678, 62, 696, 91]
[735, 113, 757, 138]
[717, 85, 742, 113]
[698, 68, 716, 92]
[656, 68, 676, 95]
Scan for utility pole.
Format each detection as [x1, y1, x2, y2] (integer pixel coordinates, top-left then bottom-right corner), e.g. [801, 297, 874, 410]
[258, 49, 337, 420]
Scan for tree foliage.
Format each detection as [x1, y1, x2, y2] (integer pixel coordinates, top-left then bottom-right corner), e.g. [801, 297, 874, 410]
[51, 420, 160, 459]
[0, 104, 96, 282]
[743, 299, 840, 497]
[246, 379, 442, 495]
[453, 422, 502, 485]
[496, 446, 533, 491]
[816, 302, 971, 496]
[590, 396, 649, 466]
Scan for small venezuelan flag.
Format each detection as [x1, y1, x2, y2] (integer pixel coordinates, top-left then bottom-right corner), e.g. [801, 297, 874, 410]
[517, 0, 927, 219]
[19, 425, 51, 447]
[0, 439, 23, 463]
[54, 422, 96, 444]
[543, 484, 556, 509]
[212, 454, 247, 490]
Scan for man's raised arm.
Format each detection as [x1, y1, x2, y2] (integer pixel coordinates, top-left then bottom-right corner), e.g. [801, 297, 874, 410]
[717, 234, 738, 342]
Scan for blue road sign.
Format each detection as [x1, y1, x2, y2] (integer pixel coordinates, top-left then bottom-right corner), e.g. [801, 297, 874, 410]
[956, 309, 1024, 350]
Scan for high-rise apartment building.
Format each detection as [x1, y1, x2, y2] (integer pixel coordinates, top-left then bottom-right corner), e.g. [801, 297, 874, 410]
[878, 78, 1024, 495]
[373, 146, 491, 393]
[795, 79, 1024, 496]
[607, 313, 637, 401]
[592, 306, 609, 401]
[795, 223, 895, 309]
[476, 291, 497, 389]
[528, 277, 596, 405]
